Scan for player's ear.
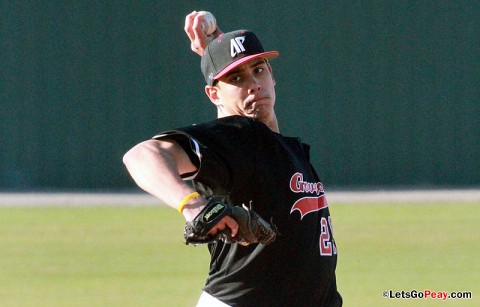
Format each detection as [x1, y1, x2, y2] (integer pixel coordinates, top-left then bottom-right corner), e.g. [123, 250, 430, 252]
[205, 85, 222, 107]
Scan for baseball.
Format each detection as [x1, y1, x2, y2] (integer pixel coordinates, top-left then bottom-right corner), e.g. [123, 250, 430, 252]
[198, 11, 216, 36]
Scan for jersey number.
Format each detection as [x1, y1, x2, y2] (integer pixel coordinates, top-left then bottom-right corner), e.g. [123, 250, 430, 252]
[319, 216, 337, 256]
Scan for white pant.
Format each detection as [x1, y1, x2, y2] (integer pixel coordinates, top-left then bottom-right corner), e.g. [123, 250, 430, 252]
[196, 291, 230, 307]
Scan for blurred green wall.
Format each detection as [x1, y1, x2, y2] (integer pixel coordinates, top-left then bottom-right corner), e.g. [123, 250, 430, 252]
[1, 1, 479, 190]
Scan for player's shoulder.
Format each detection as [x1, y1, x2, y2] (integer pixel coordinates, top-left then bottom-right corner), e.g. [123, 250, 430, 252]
[182, 115, 267, 133]
[201, 115, 263, 130]
[154, 116, 271, 146]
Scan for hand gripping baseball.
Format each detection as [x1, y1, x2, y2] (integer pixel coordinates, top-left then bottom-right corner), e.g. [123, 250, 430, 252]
[184, 11, 222, 56]
[184, 198, 277, 246]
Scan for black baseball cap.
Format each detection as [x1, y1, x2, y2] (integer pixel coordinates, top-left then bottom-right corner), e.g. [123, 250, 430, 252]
[201, 30, 279, 85]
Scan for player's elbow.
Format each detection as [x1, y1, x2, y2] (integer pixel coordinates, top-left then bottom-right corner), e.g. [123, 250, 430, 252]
[123, 140, 162, 169]
[122, 148, 136, 169]
[123, 144, 140, 168]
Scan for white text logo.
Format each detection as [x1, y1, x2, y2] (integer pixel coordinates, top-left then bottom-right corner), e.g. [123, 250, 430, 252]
[230, 36, 246, 57]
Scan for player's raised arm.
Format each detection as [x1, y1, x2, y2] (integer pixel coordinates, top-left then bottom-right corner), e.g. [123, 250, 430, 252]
[184, 11, 222, 56]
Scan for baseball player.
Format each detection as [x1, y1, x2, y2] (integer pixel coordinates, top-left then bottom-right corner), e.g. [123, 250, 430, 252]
[123, 11, 342, 307]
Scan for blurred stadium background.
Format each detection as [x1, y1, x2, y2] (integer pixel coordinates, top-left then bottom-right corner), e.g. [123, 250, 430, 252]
[2, 3, 479, 306]
[1, 1, 479, 192]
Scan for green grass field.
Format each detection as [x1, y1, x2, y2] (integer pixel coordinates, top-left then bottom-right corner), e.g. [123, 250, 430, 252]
[1, 202, 478, 306]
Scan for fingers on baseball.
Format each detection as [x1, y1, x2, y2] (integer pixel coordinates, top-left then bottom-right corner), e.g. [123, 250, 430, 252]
[184, 11, 197, 42]
[186, 13, 210, 51]
[208, 216, 239, 238]
[193, 17, 208, 39]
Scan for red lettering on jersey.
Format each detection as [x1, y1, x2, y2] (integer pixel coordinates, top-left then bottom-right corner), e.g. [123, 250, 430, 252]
[290, 195, 328, 220]
[289, 172, 324, 195]
[289, 172, 328, 219]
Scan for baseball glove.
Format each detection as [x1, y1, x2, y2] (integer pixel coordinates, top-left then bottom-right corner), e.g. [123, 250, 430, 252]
[184, 198, 277, 246]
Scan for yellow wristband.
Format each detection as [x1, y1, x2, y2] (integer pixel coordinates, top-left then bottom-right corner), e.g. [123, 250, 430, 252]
[177, 192, 201, 213]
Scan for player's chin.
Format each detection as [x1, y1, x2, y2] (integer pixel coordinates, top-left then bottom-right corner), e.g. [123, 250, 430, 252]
[251, 109, 273, 122]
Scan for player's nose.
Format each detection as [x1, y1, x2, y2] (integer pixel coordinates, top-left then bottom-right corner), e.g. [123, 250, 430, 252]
[247, 78, 261, 94]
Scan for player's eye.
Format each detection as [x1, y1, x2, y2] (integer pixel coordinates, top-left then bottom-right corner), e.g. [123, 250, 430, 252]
[230, 75, 241, 82]
[254, 67, 264, 74]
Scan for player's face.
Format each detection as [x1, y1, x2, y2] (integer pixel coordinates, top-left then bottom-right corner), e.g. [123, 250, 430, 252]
[206, 59, 276, 124]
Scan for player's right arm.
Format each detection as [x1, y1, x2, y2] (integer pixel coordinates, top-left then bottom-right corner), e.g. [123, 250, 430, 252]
[184, 11, 222, 56]
[123, 139, 238, 236]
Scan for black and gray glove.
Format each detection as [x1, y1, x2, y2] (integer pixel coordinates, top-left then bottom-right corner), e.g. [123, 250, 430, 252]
[184, 198, 277, 246]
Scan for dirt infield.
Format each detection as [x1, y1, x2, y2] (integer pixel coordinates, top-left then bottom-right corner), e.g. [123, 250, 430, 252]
[1, 189, 479, 207]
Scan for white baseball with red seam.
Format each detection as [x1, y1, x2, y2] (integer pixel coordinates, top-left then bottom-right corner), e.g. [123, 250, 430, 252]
[198, 11, 216, 36]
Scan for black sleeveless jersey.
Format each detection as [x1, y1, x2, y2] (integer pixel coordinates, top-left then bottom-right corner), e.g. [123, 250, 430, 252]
[155, 116, 342, 307]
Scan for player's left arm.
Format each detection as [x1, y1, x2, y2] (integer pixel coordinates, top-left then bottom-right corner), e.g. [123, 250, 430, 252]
[123, 139, 239, 237]
[123, 139, 197, 210]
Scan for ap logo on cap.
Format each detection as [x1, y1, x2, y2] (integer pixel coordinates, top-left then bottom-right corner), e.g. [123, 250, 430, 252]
[230, 36, 246, 57]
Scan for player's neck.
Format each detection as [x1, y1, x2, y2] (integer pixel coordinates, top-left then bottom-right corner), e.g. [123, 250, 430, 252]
[254, 111, 279, 133]
[263, 116, 280, 133]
